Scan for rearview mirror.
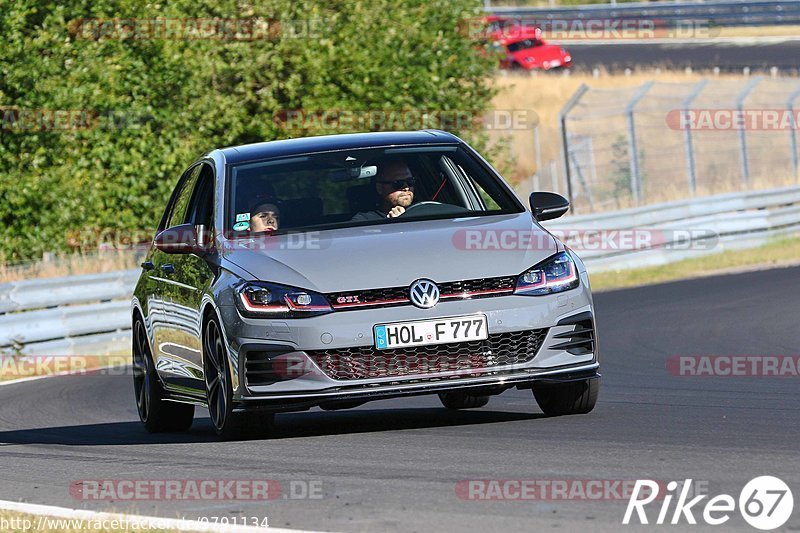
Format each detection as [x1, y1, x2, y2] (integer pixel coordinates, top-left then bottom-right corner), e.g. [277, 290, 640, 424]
[328, 165, 378, 182]
[529, 192, 569, 221]
[154, 224, 211, 254]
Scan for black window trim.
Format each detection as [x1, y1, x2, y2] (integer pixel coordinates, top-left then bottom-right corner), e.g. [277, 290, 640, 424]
[185, 161, 216, 229]
[222, 142, 525, 237]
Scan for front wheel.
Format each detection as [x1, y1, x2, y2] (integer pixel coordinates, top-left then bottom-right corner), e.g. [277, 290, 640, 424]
[132, 318, 194, 433]
[532, 378, 599, 416]
[204, 317, 274, 440]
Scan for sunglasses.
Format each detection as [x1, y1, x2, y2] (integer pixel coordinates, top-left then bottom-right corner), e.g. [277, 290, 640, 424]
[378, 178, 416, 190]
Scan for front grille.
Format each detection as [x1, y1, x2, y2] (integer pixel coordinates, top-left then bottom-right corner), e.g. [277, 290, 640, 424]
[326, 275, 518, 310]
[306, 328, 547, 381]
[327, 287, 409, 309]
[439, 276, 516, 296]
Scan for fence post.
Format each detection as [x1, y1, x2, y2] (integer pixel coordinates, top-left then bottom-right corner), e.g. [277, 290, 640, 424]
[681, 79, 708, 195]
[533, 123, 542, 189]
[787, 85, 800, 179]
[736, 76, 763, 185]
[587, 136, 598, 185]
[559, 84, 589, 207]
[625, 81, 654, 206]
[569, 150, 594, 211]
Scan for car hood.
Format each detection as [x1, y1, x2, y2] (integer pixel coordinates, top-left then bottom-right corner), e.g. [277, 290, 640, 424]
[221, 214, 558, 293]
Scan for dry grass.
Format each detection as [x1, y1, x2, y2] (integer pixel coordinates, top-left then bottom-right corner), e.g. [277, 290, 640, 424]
[0, 250, 142, 283]
[489, 70, 800, 211]
[589, 235, 800, 292]
[490, 69, 748, 182]
[715, 25, 800, 38]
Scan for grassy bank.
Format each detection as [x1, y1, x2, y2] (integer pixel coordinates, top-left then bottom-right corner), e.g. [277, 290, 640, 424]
[589, 235, 800, 292]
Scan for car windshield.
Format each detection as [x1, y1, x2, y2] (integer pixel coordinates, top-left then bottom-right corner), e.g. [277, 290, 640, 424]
[507, 39, 541, 52]
[226, 145, 522, 235]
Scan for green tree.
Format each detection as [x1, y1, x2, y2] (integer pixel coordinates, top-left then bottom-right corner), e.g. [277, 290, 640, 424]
[0, 0, 496, 262]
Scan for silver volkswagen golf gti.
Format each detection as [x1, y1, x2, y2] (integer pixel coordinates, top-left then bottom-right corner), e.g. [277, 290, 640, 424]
[132, 130, 600, 439]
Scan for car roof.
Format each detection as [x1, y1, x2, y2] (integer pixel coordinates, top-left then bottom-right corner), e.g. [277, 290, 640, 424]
[216, 130, 462, 165]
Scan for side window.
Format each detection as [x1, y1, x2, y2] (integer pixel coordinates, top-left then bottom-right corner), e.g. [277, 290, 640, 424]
[185, 164, 214, 229]
[163, 165, 202, 230]
[462, 166, 501, 210]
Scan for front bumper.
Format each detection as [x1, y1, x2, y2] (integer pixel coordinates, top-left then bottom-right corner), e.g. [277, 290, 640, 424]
[235, 363, 600, 412]
[217, 271, 597, 409]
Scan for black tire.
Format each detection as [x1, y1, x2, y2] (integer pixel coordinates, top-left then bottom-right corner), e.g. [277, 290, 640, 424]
[532, 378, 599, 416]
[204, 317, 275, 440]
[132, 318, 194, 433]
[438, 392, 490, 409]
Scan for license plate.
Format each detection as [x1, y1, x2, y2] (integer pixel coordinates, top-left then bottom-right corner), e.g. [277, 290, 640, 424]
[374, 315, 488, 350]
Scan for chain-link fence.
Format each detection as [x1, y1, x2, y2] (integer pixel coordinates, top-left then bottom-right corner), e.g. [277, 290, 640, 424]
[558, 77, 800, 213]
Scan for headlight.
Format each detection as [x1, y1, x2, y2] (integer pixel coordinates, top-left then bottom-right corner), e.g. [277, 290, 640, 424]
[236, 282, 332, 318]
[515, 251, 579, 295]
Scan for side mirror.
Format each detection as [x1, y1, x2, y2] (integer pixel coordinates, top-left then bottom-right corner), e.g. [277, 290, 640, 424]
[529, 192, 569, 221]
[154, 224, 211, 254]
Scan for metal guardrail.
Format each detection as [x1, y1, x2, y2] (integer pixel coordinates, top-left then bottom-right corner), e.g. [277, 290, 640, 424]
[490, 1, 800, 27]
[1, 185, 798, 355]
[544, 185, 800, 271]
[0, 270, 139, 314]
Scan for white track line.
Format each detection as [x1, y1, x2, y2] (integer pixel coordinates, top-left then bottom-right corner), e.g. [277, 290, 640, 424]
[0, 499, 320, 533]
[0, 373, 327, 533]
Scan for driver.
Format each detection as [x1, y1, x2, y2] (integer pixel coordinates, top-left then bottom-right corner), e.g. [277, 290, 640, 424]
[352, 157, 415, 221]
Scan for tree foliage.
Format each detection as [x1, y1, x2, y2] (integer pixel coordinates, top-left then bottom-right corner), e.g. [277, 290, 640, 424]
[0, 0, 496, 262]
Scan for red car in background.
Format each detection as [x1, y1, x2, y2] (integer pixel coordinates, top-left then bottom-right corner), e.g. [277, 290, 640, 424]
[486, 16, 572, 71]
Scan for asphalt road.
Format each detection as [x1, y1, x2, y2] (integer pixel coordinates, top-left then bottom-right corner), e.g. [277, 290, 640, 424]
[1, 266, 799, 532]
[564, 40, 800, 72]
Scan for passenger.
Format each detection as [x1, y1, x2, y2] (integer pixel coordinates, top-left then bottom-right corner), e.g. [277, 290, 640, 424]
[352, 158, 415, 221]
[251, 201, 281, 232]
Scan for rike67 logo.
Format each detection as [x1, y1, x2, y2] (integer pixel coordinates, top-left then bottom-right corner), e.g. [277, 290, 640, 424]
[624, 477, 793, 530]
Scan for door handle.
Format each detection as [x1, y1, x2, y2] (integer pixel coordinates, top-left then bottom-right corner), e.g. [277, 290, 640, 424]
[141, 261, 155, 271]
[161, 264, 176, 275]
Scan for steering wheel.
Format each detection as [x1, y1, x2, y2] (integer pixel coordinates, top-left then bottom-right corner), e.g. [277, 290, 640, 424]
[398, 201, 445, 216]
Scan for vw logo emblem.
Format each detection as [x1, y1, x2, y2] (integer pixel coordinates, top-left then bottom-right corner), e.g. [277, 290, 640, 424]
[409, 279, 440, 309]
